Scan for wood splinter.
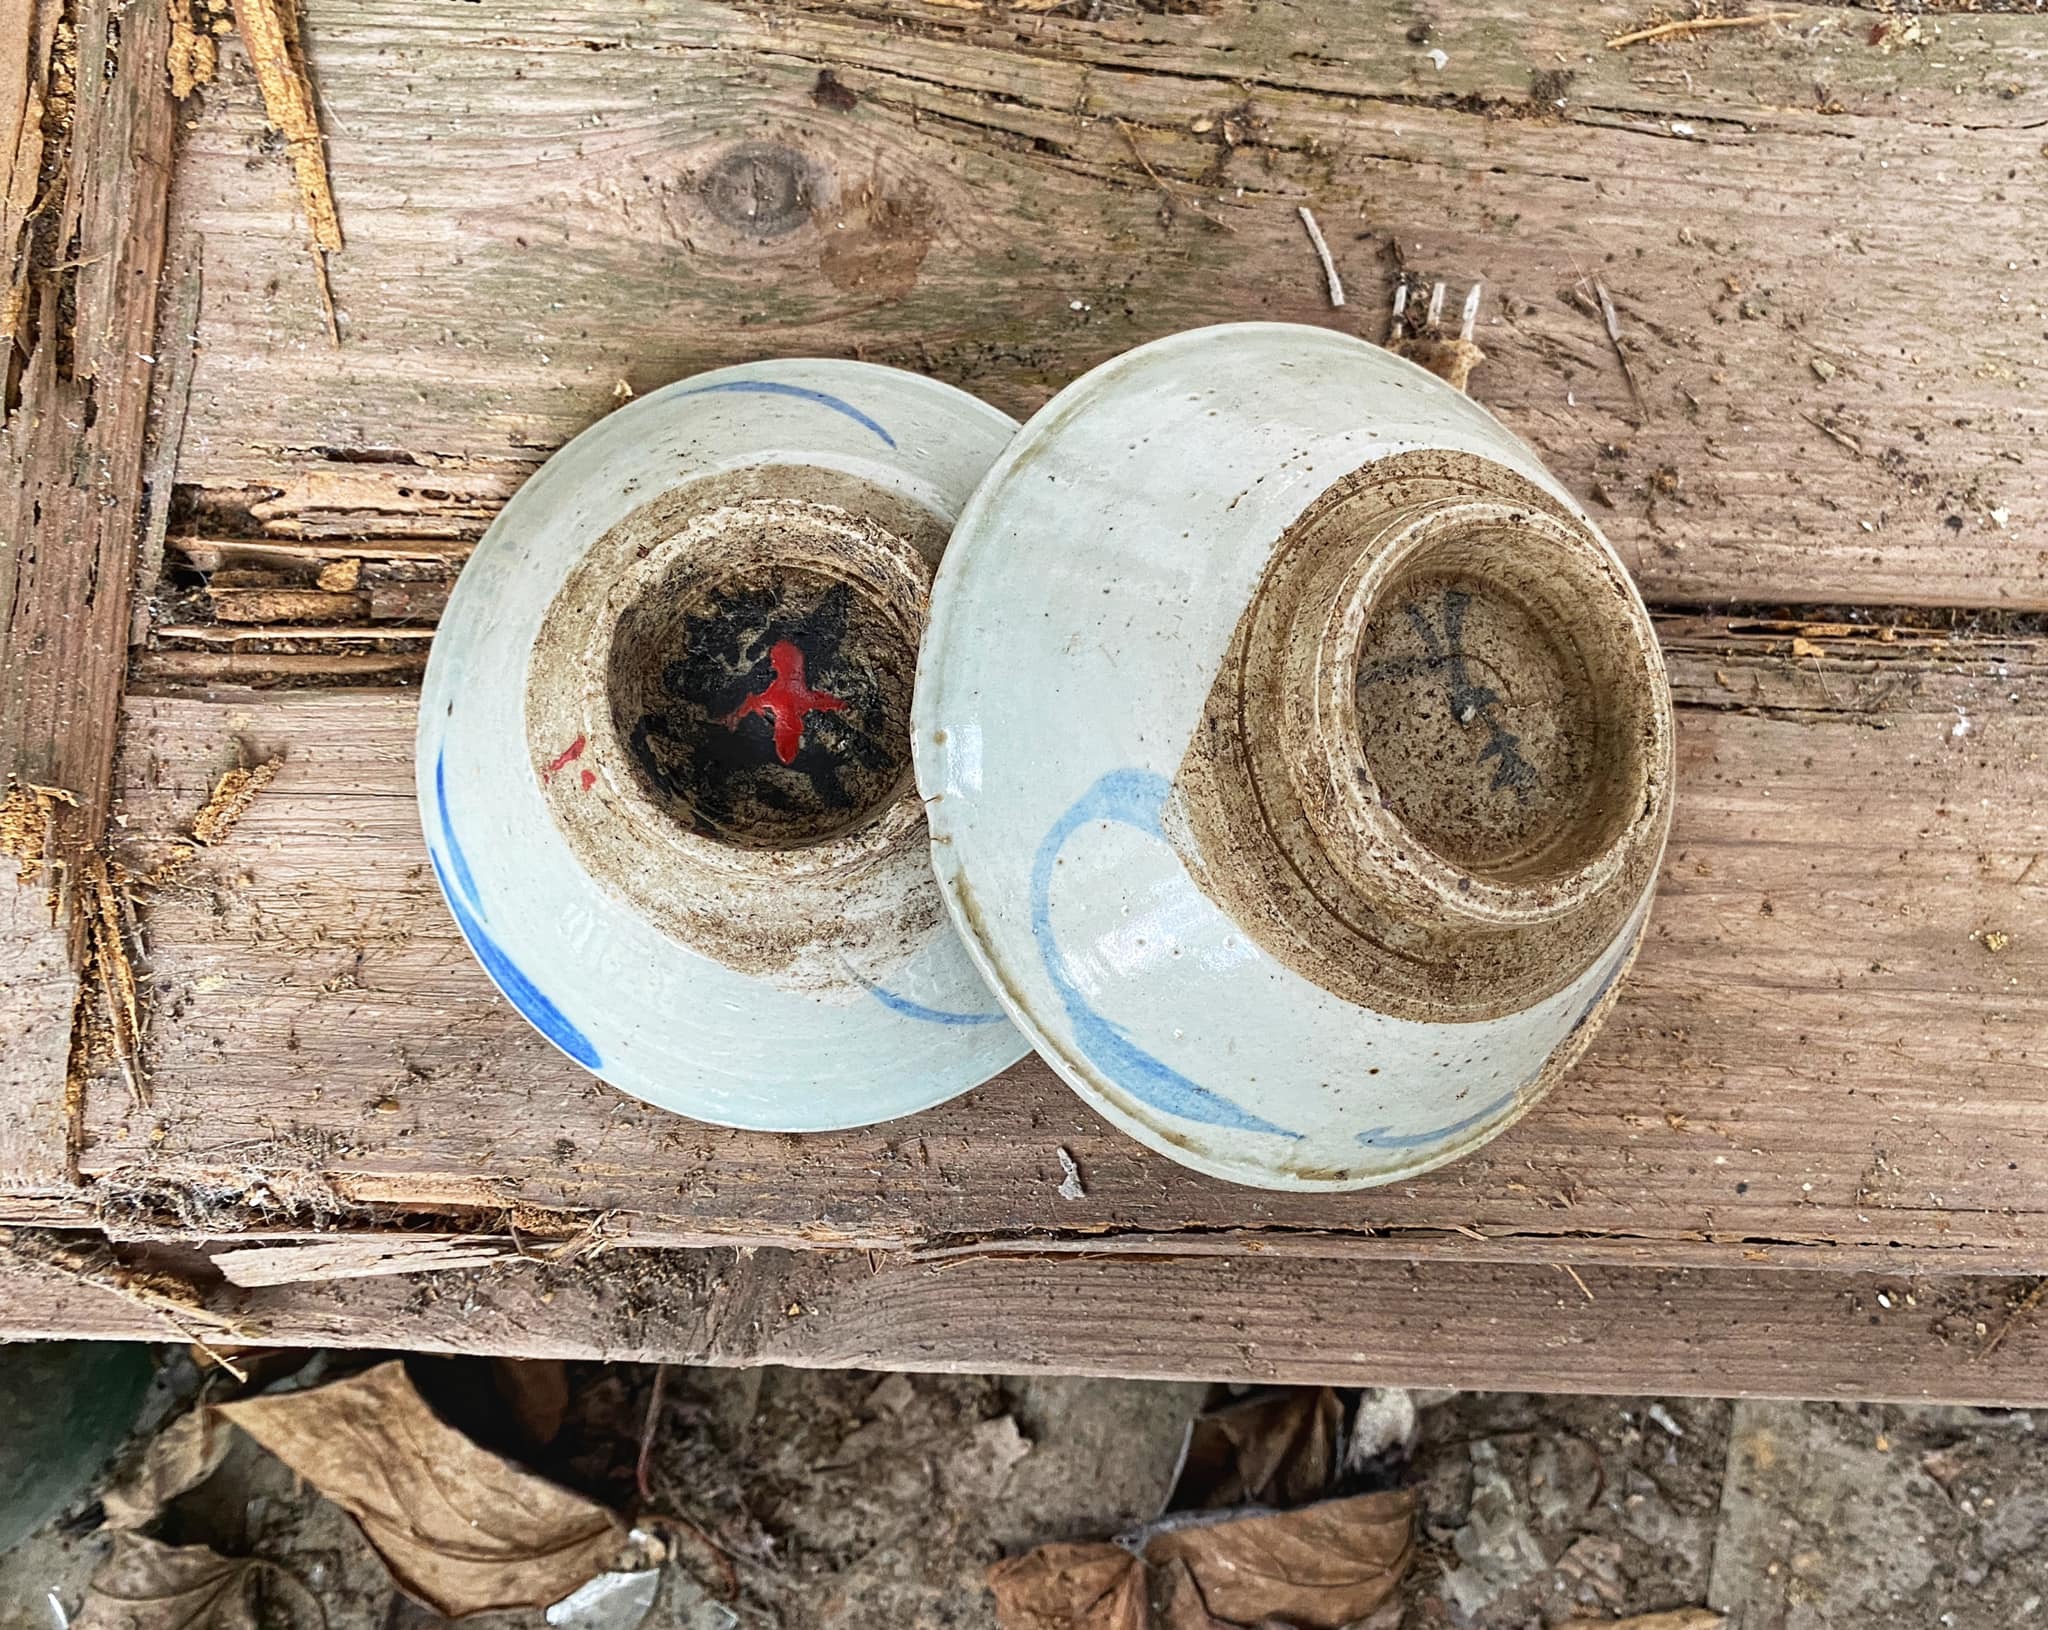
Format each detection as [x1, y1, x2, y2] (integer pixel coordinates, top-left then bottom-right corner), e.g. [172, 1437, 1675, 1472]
[1605, 12, 1798, 51]
[230, 0, 343, 342]
[1298, 206, 1345, 308]
[1387, 279, 1486, 394]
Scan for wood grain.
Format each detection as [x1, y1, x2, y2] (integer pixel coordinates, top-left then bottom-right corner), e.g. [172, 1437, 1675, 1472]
[0, 0, 176, 1191]
[6, 1234, 2047, 1406]
[158, 0, 2048, 613]
[88, 622, 2047, 1270]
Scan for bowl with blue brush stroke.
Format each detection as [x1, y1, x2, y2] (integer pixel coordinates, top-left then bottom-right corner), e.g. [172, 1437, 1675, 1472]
[419, 360, 1026, 1130]
[913, 324, 1674, 1188]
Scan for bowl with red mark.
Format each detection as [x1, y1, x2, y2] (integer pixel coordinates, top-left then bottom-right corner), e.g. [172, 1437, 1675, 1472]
[419, 360, 1027, 1128]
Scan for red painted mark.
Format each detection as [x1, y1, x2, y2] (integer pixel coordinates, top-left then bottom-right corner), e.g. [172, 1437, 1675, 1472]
[578, 768, 596, 791]
[722, 640, 846, 765]
[542, 735, 587, 784]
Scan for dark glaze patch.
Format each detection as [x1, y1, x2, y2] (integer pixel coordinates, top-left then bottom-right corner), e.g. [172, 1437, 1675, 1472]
[611, 569, 915, 849]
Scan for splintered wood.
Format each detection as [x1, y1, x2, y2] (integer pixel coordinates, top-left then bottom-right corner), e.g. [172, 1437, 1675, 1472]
[0, 0, 62, 361]
[229, 0, 341, 338]
[230, 0, 340, 254]
[0, 1227, 256, 1349]
[1, 782, 70, 885]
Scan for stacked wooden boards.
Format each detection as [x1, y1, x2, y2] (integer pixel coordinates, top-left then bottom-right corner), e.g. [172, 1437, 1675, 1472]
[3, 0, 2044, 1398]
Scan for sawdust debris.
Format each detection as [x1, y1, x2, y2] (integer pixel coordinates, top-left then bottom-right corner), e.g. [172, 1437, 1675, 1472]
[1, 782, 74, 884]
[167, 0, 220, 98]
[190, 757, 282, 847]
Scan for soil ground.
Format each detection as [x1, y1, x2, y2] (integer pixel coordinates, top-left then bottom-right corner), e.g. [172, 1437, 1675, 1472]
[4, 1354, 2045, 1629]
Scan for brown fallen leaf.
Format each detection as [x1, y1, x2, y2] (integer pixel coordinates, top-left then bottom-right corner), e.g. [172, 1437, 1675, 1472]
[1171, 1387, 1344, 1510]
[1143, 1490, 1414, 1630]
[988, 1541, 1148, 1630]
[1154, 1558, 1233, 1629]
[219, 1360, 624, 1616]
[76, 1533, 320, 1630]
[493, 1355, 570, 1449]
[1562, 1613, 1725, 1630]
[101, 1409, 231, 1530]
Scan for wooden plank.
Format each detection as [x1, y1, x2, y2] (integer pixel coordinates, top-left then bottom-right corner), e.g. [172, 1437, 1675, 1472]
[161, 0, 2048, 609]
[87, 622, 2048, 1270]
[4, 1233, 2047, 1405]
[0, 0, 177, 1192]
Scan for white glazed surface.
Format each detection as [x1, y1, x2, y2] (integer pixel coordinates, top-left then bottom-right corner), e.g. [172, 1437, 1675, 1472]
[418, 360, 1028, 1130]
[913, 324, 1663, 1189]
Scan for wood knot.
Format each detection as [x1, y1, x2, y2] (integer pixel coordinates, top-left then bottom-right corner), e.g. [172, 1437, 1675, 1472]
[699, 143, 820, 238]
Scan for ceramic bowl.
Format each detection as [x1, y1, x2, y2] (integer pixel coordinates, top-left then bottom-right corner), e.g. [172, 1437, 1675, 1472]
[419, 360, 1027, 1129]
[913, 324, 1674, 1188]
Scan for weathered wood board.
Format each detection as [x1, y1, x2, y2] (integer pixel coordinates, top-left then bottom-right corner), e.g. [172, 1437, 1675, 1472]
[157, 0, 2048, 617]
[0, 0, 177, 1193]
[5, 0, 2048, 1399]
[90, 619, 2047, 1272]
[7, 1235, 2048, 1406]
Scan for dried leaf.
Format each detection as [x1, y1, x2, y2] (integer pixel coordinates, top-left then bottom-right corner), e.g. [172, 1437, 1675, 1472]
[988, 1541, 1148, 1630]
[101, 1409, 231, 1530]
[1155, 1559, 1235, 1629]
[76, 1533, 320, 1630]
[1562, 1614, 1725, 1630]
[1142, 1490, 1414, 1630]
[218, 1360, 624, 1616]
[1170, 1387, 1344, 1510]
[494, 1356, 571, 1448]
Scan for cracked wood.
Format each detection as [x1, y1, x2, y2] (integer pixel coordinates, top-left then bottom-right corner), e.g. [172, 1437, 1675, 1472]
[5, 1238, 2048, 1405]
[155, 0, 2047, 615]
[0, 0, 176, 1192]
[91, 624, 2048, 1271]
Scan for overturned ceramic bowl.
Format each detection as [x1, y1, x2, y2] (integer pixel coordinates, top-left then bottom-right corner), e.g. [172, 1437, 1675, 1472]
[419, 360, 1027, 1129]
[914, 324, 1674, 1188]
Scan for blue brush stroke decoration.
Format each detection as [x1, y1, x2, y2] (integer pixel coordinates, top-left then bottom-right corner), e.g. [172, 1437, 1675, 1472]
[1568, 927, 1636, 1034]
[430, 752, 602, 1070]
[1354, 925, 1640, 1150]
[674, 379, 896, 449]
[1030, 770, 1301, 1140]
[862, 982, 1009, 1028]
[1356, 1086, 1519, 1151]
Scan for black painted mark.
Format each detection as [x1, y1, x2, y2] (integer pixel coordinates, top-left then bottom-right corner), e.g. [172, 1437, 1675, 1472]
[625, 577, 908, 845]
[1360, 589, 1541, 801]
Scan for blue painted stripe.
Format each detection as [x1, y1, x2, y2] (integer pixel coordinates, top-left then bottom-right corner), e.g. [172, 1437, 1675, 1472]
[1356, 1086, 1519, 1150]
[432, 753, 484, 917]
[429, 751, 602, 1071]
[1030, 770, 1301, 1140]
[863, 982, 1009, 1028]
[674, 379, 896, 449]
[1354, 927, 1639, 1151]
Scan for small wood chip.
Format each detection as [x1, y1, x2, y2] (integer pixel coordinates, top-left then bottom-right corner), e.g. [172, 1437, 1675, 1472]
[315, 556, 362, 592]
[1056, 1147, 1086, 1201]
